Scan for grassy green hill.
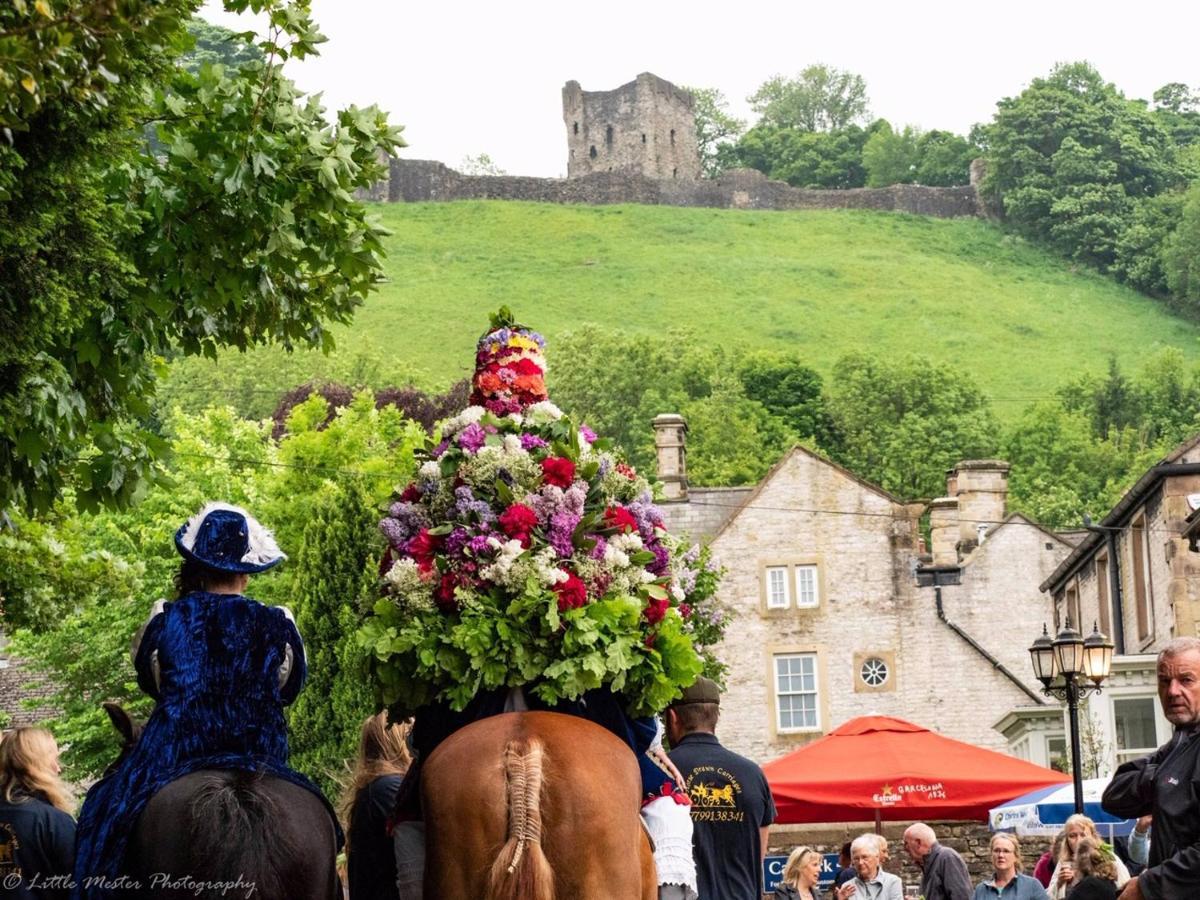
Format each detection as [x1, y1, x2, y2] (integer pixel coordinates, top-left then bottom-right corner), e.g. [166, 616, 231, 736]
[164, 201, 1200, 419]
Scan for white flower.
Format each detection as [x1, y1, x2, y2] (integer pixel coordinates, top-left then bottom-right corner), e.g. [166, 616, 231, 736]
[603, 543, 630, 569]
[610, 532, 644, 553]
[524, 401, 563, 423]
[481, 539, 527, 583]
[384, 558, 422, 591]
[441, 405, 487, 436]
[502, 434, 523, 454]
[419, 460, 440, 479]
[670, 583, 686, 602]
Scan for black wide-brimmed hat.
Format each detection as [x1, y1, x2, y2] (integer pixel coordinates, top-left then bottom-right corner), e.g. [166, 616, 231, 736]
[174, 502, 286, 574]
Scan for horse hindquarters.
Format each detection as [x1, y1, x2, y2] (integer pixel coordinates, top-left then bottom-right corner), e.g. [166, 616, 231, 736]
[422, 711, 656, 900]
[126, 771, 339, 900]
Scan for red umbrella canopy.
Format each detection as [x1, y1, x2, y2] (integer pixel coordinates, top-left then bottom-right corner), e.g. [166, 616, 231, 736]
[763, 715, 1070, 824]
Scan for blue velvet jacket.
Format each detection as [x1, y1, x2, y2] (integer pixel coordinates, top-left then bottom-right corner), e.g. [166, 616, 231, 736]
[72, 592, 337, 899]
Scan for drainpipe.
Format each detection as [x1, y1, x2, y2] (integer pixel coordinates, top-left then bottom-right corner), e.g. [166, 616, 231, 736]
[1105, 531, 1126, 655]
[935, 587, 1045, 705]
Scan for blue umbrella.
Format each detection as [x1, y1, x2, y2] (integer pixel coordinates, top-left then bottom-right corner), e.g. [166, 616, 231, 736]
[988, 778, 1134, 838]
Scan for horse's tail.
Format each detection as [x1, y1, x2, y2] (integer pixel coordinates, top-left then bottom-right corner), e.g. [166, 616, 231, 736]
[188, 770, 299, 898]
[486, 738, 555, 900]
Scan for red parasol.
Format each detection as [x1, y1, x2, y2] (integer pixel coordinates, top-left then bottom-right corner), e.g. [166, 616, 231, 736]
[763, 715, 1070, 824]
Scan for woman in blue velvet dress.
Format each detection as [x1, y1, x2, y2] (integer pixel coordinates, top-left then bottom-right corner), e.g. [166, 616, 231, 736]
[73, 502, 339, 899]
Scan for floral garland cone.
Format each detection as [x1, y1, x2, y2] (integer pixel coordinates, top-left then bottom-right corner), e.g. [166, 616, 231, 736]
[360, 309, 723, 717]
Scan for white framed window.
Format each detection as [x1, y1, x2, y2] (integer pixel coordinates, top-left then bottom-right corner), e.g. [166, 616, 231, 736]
[775, 653, 819, 732]
[1114, 696, 1160, 765]
[795, 565, 819, 608]
[1047, 735, 1068, 773]
[766, 566, 791, 609]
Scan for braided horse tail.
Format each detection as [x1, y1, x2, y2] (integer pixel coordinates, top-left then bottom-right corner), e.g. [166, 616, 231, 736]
[486, 738, 555, 900]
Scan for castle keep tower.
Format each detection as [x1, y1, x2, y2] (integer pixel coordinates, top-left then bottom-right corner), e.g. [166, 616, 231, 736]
[562, 72, 701, 180]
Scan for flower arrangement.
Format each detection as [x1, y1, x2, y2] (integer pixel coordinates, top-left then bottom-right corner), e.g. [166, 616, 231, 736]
[360, 310, 724, 717]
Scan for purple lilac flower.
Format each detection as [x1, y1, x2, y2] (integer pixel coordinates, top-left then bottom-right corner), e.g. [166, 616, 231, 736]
[598, 457, 611, 477]
[467, 534, 493, 556]
[379, 517, 407, 549]
[678, 568, 698, 595]
[379, 502, 427, 547]
[628, 494, 665, 539]
[682, 544, 701, 566]
[548, 511, 581, 558]
[526, 486, 562, 524]
[562, 483, 586, 517]
[579, 424, 597, 444]
[589, 535, 607, 561]
[520, 433, 549, 451]
[646, 540, 670, 575]
[445, 527, 471, 557]
[431, 439, 450, 458]
[458, 422, 487, 453]
[454, 486, 495, 523]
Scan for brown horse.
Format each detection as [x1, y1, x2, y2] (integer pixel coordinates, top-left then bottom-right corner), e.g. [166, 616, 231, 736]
[101, 703, 340, 899]
[421, 710, 657, 900]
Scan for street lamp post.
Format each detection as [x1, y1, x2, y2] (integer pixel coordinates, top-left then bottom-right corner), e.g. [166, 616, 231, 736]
[1028, 620, 1114, 814]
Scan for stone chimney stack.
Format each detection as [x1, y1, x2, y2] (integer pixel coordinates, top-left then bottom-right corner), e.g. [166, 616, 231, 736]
[928, 497, 959, 567]
[952, 460, 1011, 554]
[652, 413, 688, 501]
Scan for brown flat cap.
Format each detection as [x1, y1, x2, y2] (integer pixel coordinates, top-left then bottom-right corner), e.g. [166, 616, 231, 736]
[671, 676, 720, 706]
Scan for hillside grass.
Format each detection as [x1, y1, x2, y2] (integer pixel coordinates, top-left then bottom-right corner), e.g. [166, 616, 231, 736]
[164, 201, 1200, 419]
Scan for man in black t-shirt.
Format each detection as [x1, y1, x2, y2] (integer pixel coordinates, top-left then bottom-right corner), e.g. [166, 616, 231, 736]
[667, 677, 776, 900]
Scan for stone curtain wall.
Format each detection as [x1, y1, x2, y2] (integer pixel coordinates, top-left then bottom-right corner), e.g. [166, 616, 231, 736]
[376, 159, 981, 218]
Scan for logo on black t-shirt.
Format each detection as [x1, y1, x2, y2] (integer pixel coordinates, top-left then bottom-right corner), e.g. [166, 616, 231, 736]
[685, 765, 747, 822]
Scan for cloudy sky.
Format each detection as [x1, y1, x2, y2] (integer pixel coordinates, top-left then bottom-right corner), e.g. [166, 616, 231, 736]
[200, 0, 1198, 177]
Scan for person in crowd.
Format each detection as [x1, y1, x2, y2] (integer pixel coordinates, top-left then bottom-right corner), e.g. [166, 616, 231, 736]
[0, 727, 75, 900]
[873, 834, 890, 866]
[833, 841, 856, 890]
[1120, 816, 1151, 872]
[973, 833, 1049, 899]
[667, 677, 775, 900]
[903, 823, 973, 900]
[1065, 839, 1119, 900]
[772, 845, 824, 900]
[1033, 833, 1064, 889]
[834, 833, 901, 900]
[341, 711, 410, 900]
[1047, 815, 1130, 899]
[73, 502, 340, 897]
[1103, 636, 1200, 900]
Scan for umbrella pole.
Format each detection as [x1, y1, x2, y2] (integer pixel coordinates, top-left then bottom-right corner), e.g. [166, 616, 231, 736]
[874, 809, 882, 835]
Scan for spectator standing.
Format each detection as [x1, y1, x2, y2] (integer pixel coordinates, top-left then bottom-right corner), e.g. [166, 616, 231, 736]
[772, 845, 824, 900]
[1032, 833, 1064, 889]
[1047, 814, 1130, 898]
[834, 833, 901, 900]
[667, 677, 776, 900]
[1065, 839, 1119, 900]
[1103, 636, 1200, 900]
[833, 841, 856, 890]
[0, 727, 76, 900]
[341, 710, 410, 900]
[903, 823, 973, 900]
[973, 833, 1049, 899]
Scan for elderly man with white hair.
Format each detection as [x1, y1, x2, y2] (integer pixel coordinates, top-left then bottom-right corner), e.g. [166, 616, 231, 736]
[903, 823, 973, 900]
[834, 833, 901, 900]
[1102, 636, 1200, 900]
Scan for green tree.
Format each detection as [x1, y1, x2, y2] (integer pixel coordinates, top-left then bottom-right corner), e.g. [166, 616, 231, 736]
[862, 121, 919, 187]
[914, 130, 976, 186]
[983, 62, 1176, 268]
[286, 482, 381, 795]
[0, 0, 404, 517]
[1111, 191, 1186, 296]
[183, 17, 264, 72]
[459, 153, 506, 176]
[684, 86, 746, 178]
[1164, 180, 1200, 308]
[731, 123, 870, 188]
[1153, 82, 1200, 148]
[737, 352, 826, 439]
[820, 354, 1000, 499]
[748, 65, 870, 132]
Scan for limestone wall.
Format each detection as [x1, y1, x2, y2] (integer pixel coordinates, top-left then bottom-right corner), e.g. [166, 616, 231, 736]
[372, 159, 981, 218]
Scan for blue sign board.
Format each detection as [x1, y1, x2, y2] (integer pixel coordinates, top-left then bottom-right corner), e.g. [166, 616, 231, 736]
[763, 853, 840, 892]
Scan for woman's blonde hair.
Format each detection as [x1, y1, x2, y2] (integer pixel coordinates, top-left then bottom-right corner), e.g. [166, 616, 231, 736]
[0, 727, 73, 814]
[337, 711, 411, 851]
[990, 832, 1025, 873]
[1075, 837, 1117, 881]
[782, 845, 821, 887]
[1058, 813, 1099, 862]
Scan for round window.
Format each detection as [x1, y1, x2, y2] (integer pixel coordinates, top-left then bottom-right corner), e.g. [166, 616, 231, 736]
[860, 656, 889, 687]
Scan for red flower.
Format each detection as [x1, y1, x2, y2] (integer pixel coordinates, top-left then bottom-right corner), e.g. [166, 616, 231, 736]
[616, 462, 637, 480]
[407, 529, 442, 575]
[399, 483, 421, 503]
[678, 603, 693, 619]
[499, 503, 539, 547]
[434, 572, 460, 611]
[554, 572, 588, 611]
[604, 506, 638, 533]
[540, 457, 576, 488]
[643, 597, 670, 624]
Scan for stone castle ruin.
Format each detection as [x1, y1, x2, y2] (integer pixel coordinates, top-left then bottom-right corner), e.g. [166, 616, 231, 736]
[563, 73, 701, 180]
[360, 72, 981, 218]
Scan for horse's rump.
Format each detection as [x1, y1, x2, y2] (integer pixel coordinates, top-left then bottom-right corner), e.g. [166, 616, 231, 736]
[126, 770, 339, 900]
[422, 710, 656, 900]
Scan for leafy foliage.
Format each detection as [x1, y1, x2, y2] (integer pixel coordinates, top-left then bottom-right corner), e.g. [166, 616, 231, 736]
[1164, 180, 1200, 308]
[748, 65, 870, 132]
[0, 0, 404, 517]
[684, 86, 746, 178]
[862, 122, 919, 187]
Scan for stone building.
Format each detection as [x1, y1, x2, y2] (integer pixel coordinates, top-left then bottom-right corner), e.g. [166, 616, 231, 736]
[995, 434, 1200, 774]
[562, 72, 701, 180]
[652, 415, 1071, 762]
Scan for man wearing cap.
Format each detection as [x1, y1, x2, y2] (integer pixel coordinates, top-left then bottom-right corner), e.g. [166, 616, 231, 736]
[667, 676, 776, 900]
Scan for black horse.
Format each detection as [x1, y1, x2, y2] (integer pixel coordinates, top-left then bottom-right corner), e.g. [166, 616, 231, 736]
[100, 703, 340, 899]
